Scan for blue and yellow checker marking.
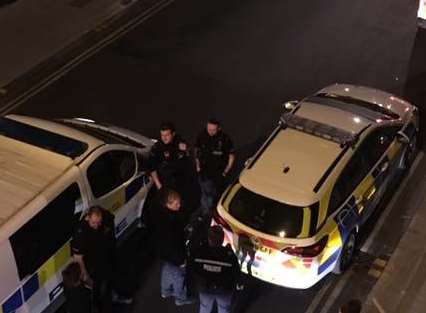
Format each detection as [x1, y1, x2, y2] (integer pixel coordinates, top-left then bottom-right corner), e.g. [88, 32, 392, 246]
[1, 242, 71, 313]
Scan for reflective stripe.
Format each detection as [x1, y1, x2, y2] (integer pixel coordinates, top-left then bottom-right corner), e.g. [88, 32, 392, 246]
[298, 207, 311, 238]
[100, 189, 126, 213]
[2, 289, 23, 313]
[194, 258, 233, 267]
[386, 140, 402, 161]
[38, 242, 71, 286]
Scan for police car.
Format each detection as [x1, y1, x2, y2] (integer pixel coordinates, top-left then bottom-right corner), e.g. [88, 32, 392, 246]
[213, 84, 418, 289]
[0, 115, 153, 313]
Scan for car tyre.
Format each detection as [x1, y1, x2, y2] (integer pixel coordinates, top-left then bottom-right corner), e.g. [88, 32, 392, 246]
[333, 231, 356, 274]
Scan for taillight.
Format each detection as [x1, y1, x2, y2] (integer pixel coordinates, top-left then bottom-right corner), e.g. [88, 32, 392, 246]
[212, 208, 231, 231]
[282, 236, 328, 258]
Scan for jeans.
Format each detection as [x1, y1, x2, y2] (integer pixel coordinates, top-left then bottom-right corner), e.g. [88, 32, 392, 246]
[199, 177, 218, 214]
[160, 262, 187, 302]
[199, 292, 233, 313]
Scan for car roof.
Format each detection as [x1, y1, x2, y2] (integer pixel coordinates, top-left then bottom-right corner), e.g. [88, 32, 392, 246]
[240, 126, 344, 207]
[0, 115, 106, 228]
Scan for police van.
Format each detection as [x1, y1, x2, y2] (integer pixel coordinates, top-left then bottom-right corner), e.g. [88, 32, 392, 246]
[0, 115, 154, 313]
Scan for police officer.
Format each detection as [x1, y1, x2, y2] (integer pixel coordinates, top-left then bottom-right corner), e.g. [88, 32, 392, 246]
[189, 226, 241, 313]
[149, 121, 188, 191]
[72, 206, 115, 313]
[194, 119, 235, 213]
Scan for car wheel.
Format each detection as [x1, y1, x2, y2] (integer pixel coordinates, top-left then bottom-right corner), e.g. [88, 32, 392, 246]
[333, 232, 356, 274]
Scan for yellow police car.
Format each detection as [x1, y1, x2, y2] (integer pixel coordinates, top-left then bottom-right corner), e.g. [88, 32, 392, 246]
[213, 84, 418, 289]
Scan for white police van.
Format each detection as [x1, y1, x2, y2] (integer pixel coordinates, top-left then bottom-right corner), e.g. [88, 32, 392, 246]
[0, 115, 153, 313]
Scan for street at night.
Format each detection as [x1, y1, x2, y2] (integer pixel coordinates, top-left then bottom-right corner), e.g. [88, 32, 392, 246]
[1, 0, 426, 313]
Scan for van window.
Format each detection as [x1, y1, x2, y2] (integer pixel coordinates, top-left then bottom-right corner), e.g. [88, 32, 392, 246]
[87, 150, 136, 198]
[10, 183, 81, 280]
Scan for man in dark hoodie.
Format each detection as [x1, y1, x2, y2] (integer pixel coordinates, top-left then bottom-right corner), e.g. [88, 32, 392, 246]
[155, 188, 193, 306]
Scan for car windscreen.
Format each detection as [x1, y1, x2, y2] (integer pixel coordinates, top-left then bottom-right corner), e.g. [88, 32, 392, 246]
[228, 186, 305, 238]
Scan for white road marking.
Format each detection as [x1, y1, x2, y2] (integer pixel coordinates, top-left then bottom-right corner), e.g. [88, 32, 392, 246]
[315, 269, 353, 313]
[361, 151, 424, 253]
[373, 297, 386, 313]
[303, 278, 333, 313]
[0, 0, 176, 115]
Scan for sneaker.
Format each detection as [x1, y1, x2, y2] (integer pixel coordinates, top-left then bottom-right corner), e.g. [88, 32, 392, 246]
[112, 292, 133, 305]
[175, 298, 195, 306]
[161, 293, 172, 299]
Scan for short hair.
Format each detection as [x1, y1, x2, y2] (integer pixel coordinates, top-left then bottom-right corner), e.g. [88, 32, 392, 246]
[87, 206, 103, 218]
[208, 226, 224, 247]
[207, 118, 220, 126]
[160, 121, 175, 133]
[160, 188, 181, 207]
[340, 299, 362, 313]
[62, 262, 81, 289]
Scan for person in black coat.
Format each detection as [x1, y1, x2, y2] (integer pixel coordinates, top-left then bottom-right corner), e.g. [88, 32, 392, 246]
[189, 226, 241, 313]
[155, 188, 193, 306]
[62, 262, 92, 313]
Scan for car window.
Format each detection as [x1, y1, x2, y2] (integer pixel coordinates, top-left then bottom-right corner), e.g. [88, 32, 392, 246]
[10, 183, 82, 279]
[87, 150, 136, 198]
[362, 126, 399, 168]
[328, 126, 400, 214]
[228, 186, 305, 238]
[329, 150, 368, 214]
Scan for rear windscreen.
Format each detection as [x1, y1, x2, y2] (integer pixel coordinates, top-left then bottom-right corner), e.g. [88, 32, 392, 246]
[228, 186, 304, 238]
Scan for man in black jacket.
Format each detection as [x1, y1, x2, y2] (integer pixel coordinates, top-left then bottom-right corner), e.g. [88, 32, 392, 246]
[155, 188, 193, 306]
[189, 226, 241, 313]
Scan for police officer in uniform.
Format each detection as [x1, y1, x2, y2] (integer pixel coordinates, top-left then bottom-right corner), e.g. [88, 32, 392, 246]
[194, 119, 235, 213]
[72, 206, 115, 313]
[149, 121, 188, 191]
[189, 226, 241, 313]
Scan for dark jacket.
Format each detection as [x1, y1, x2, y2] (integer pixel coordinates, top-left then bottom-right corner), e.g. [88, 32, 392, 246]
[155, 206, 187, 266]
[190, 243, 240, 294]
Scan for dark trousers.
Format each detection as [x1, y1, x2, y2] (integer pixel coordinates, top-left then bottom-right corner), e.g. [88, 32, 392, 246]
[199, 292, 233, 313]
[198, 174, 224, 215]
[92, 275, 112, 313]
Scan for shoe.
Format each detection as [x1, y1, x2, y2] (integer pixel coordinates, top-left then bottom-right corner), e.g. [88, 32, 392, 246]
[112, 292, 133, 305]
[161, 293, 172, 299]
[175, 298, 195, 306]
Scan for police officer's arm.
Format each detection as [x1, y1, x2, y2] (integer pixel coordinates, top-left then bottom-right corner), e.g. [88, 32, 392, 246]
[71, 229, 91, 284]
[223, 136, 235, 176]
[148, 145, 163, 190]
[194, 133, 202, 172]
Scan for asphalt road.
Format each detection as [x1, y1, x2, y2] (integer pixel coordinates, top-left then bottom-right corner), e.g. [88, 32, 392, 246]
[10, 0, 426, 312]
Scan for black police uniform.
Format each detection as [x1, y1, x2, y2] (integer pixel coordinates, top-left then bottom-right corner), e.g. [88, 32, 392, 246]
[195, 130, 234, 190]
[71, 212, 115, 313]
[189, 242, 240, 313]
[149, 134, 188, 190]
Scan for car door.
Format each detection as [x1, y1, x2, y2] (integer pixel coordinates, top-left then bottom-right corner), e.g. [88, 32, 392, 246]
[79, 145, 150, 236]
[358, 126, 401, 222]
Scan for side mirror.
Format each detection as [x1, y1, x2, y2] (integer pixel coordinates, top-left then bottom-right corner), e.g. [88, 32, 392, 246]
[396, 131, 410, 145]
[281, 100, 299, 112]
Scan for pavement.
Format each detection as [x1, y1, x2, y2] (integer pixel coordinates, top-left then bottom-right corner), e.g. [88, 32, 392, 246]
[1, 1, 426, 313]
[362, 153, 426, 313]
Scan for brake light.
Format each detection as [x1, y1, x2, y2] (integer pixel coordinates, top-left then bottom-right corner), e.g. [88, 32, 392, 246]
[212, 208, 231, 231]
[282, 236, 328, 258]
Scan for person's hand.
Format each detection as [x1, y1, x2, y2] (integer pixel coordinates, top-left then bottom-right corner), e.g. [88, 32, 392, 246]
[178, 142, 187, 151]
[196, 164, 201, 172]
[155, 182, 162, 190]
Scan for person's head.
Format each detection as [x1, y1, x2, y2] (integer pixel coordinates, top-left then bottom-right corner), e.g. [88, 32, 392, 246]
[160, 122, 175, 144]
[85, 206, 103, 230]
[208, 226, 224, 247]
[206, 118, 221, 137]
[161, 188, 181, 211]
[339, 299, 362, 313]
[62, 262, 82, 289]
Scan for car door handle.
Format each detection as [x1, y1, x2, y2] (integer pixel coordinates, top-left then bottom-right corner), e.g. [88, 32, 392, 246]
[355, 196, 363, 205]
[380, 161, 389, 172]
